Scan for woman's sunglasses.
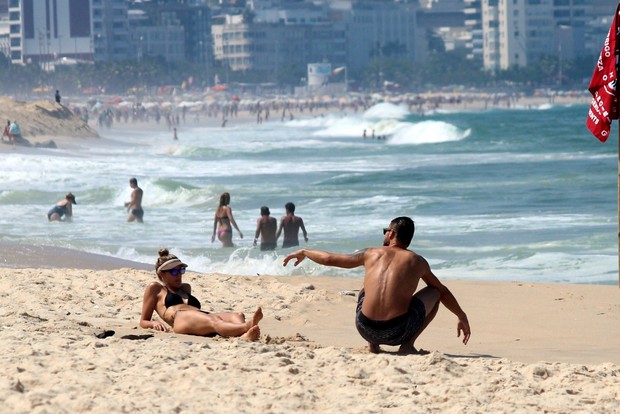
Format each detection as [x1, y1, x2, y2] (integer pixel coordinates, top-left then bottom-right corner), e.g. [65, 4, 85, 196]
[168, 268, 186, 276]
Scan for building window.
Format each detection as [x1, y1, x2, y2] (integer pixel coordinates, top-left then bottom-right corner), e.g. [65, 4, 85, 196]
[10, 24, 20, 34]
[70, 0, 91, 37]
[10, 38, 21, 47]
[10, 50, 21, 60]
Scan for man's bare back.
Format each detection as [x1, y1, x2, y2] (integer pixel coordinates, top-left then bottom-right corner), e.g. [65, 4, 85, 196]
[359, 246, 427, 320]
[258, 216, 277, 243]
[283, 216, 470, 354]
[276, 202, 308, 248]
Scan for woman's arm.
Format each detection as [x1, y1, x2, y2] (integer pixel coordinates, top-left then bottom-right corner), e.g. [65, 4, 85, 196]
[140, 282, 168, 331]
[211, 210, 219, 242]
[227, 207, 243, 238]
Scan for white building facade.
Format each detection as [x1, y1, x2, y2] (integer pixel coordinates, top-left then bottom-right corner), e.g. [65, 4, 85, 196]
[8, 0, 95, 66]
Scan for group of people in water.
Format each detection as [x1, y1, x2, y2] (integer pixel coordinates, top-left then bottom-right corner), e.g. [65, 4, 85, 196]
[47, 184, 308, 252]
[211, 192, 308, 250]
[47, 178, 144, 223]
[45, 187, 471, 352]
[139, 216, 472, 354]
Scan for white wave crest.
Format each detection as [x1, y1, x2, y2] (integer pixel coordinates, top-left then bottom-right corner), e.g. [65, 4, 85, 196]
[387, 120, 471, 145]
[363, 102, 410, 120]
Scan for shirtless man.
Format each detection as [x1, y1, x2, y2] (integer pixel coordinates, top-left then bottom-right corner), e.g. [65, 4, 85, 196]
[254, 206, 277, 251]
[283, 216, 471, 354]
[124, 177, 144, 223]
[275, 202, 308, 249]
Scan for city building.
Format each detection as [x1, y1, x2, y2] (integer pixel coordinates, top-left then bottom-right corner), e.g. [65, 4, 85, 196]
[211, 4, 346, 81]
[463, 0, 483, 60]
[482, 0, 554, 71]
[92, 0, 131, 62]
[8, 0, 95, 67]
[128, 1, 213, 67]
[333, 0, 425, 73]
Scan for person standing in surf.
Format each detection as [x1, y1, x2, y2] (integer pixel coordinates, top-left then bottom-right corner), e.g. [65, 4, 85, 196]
[212, 192, 243, 247]
[254, 206, 277, 251]
[276, 202, 308, 249]
[124, 177, 144, 223]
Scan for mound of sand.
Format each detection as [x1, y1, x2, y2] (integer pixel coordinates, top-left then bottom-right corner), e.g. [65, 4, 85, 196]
[0, 96, 98, 139]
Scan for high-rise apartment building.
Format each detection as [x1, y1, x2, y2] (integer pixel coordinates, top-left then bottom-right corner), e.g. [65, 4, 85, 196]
[483, 0, 554, 70]
[92, 0, 131, 62]
[8, 0, 95, 66]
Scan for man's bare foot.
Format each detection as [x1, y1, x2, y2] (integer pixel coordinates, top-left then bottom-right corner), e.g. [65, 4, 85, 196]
[398, 343, 430, 355]
[368, 343, 381, 353]
[240, 325, 260, 341]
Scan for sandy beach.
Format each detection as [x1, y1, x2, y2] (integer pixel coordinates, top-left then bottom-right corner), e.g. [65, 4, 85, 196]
[2, 92, 617, 412]
[1, 246, 618, 413]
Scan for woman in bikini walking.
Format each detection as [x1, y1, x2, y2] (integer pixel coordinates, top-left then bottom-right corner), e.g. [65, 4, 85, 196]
[211, 192, 243, 247]
[140, 248, 261, 339]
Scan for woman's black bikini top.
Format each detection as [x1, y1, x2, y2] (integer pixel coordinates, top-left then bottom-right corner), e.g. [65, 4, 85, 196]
[164, 287, 201, 309]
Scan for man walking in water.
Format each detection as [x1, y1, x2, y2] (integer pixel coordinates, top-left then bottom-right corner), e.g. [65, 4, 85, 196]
[276, 202, 308, 248]
[124, 177, 144, 223]
[254, 206, 277, 251]
[283, 216, 471, 354]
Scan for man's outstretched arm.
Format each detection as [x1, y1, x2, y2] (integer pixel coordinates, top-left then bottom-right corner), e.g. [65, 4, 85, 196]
[283, 249, 365, 269]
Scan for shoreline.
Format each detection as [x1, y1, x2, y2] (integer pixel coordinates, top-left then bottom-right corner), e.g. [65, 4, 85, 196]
[0, 242, 618, 366]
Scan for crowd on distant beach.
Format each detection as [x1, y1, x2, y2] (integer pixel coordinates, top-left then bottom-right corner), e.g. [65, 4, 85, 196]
[59, 88, 589, 133]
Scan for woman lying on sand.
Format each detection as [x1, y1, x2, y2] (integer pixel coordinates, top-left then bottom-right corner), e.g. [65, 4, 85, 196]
[140, 248, 261, 340]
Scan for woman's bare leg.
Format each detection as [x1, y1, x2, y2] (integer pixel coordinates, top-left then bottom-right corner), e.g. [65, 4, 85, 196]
[173, 307, 262, 339]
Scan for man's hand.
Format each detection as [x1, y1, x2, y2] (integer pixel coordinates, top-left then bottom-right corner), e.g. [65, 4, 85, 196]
[457, 317, 471, 345]
[283, 250, 306, 267]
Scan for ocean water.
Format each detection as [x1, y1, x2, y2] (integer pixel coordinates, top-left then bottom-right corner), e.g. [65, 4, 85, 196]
[0, 101, 617, 284]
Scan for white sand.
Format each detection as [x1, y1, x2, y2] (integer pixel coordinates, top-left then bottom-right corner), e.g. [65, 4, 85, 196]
[0, 246, 618, 413]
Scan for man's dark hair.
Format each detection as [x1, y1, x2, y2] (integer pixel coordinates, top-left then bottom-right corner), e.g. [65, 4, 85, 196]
[285, 202, 295, 213]
[390, 216, 415, 247]
[260, 206, 270, 215]
[129, 177, 138, 185]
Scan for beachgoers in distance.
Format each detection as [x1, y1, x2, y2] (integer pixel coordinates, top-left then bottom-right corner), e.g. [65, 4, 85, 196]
[283, 216, 471, 354]
[124, 177, 144, 223]
[212, 192, 243, 247]
[140, 248, 261, 340]
[47, 192, 76, 222]
[254, 206, 277, 251]
[276, 202, 308, 248]
[2, 120, 13, 143]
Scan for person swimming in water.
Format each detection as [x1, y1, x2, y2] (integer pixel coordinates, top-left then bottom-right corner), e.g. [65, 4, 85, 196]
[47, 192, 76, 222]
[211, 192, 243, 247]
[140, 248, 261, 340]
